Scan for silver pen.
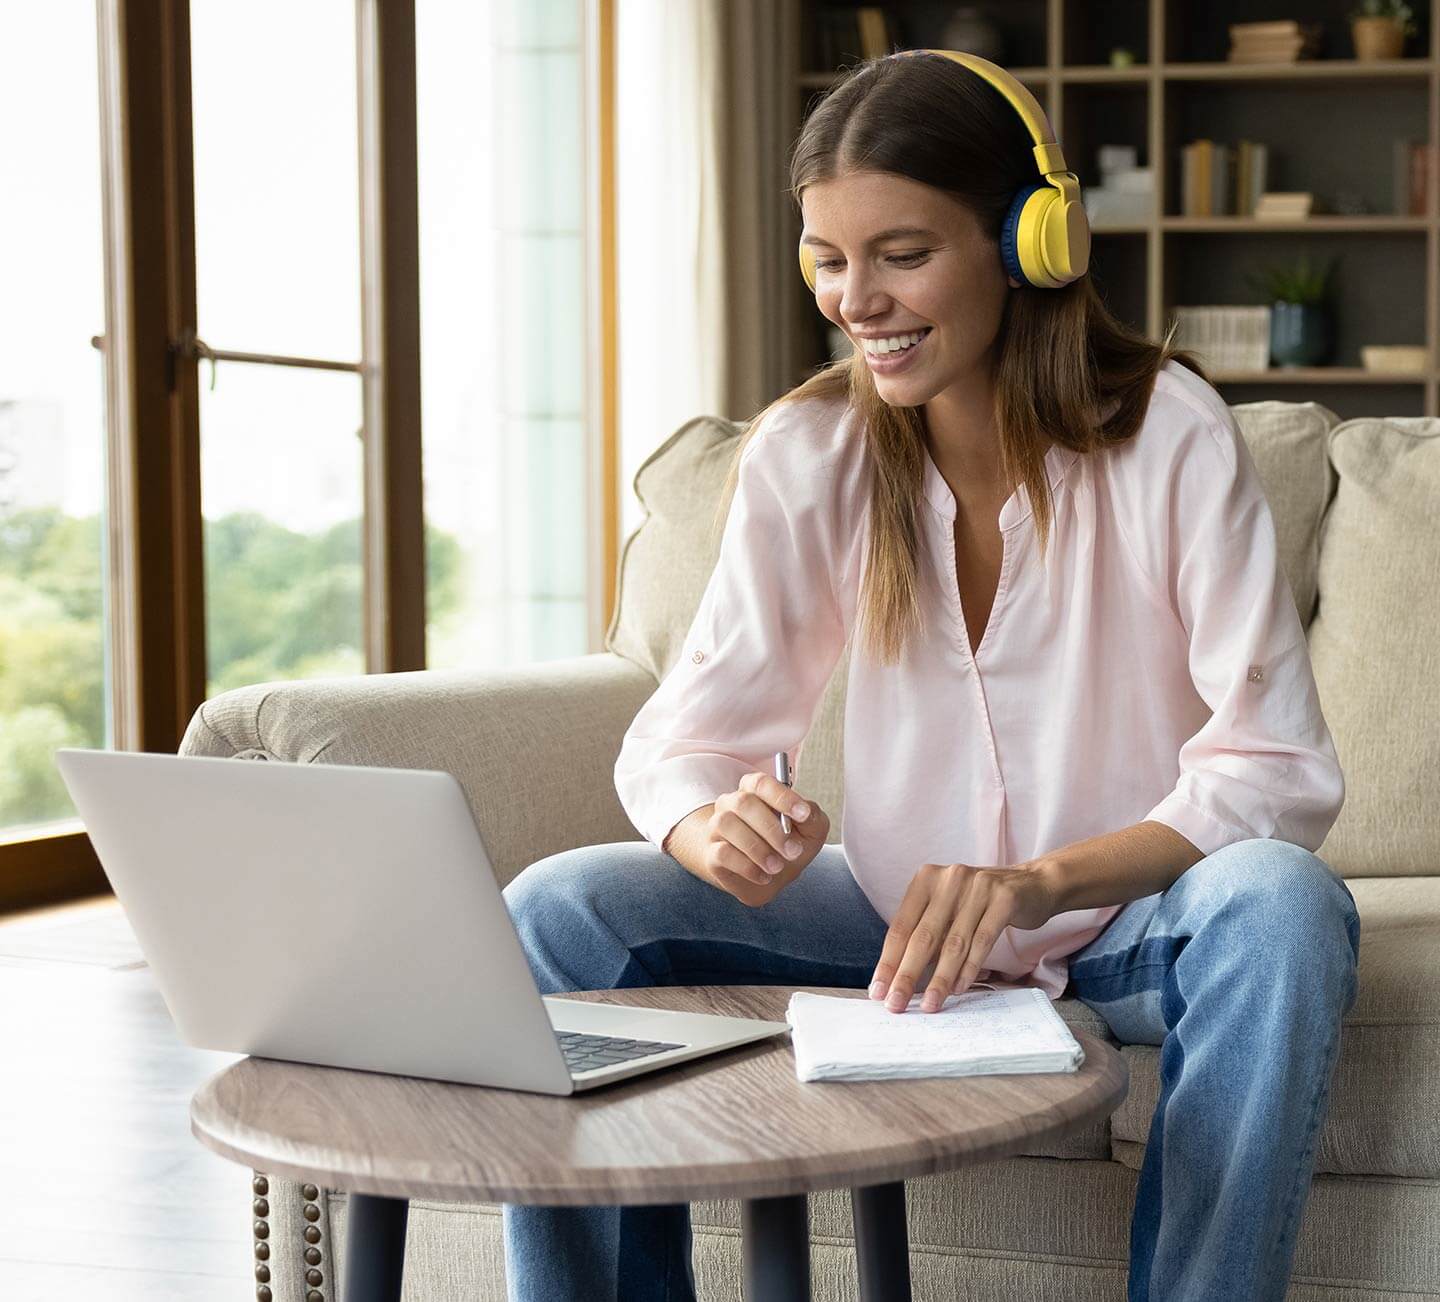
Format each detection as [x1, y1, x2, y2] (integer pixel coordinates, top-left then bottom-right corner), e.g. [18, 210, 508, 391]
[774, 751, 793, 835]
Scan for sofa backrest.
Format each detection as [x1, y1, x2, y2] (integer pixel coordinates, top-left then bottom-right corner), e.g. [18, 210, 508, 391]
[1231, 400, 1338, 627]
[1306, 417, 1440, 877]
[607, 399, 1435, 878]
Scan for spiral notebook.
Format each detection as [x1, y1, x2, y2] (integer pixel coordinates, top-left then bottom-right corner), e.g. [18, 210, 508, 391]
[785, 984, 1085, 1083]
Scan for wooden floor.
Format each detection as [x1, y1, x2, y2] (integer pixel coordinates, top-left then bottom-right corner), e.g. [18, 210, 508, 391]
[0, 895, 256, 1300]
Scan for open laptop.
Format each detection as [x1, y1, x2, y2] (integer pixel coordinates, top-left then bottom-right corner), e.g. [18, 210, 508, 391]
[54, 748, 792, 1095]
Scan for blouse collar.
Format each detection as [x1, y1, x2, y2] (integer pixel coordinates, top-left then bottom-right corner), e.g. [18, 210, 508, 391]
[922, 440, 1080, 531]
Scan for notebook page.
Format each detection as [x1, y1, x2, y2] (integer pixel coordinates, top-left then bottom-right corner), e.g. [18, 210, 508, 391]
[786, 986, 1084, 1081]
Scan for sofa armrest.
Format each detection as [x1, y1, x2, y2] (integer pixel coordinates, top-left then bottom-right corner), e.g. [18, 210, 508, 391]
[178, 652, 660, 888]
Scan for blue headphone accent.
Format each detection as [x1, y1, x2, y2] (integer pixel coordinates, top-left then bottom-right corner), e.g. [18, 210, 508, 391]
[1000, 182, 1045, 288]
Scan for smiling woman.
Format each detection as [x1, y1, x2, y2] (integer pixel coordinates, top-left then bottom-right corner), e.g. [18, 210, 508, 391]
[715, 49, 1208, 669]
[508, 47, 1357, 1302]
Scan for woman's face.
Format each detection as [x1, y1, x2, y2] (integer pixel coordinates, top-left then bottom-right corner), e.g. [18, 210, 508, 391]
[800, 170, 1019, 407]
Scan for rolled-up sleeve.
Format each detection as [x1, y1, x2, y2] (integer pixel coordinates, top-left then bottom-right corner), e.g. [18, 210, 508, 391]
[614, 409, 849, 852]
[1139, 399, 1345, 855]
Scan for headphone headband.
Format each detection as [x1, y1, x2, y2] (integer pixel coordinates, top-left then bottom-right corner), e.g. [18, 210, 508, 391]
[894, 49, 1068, 181]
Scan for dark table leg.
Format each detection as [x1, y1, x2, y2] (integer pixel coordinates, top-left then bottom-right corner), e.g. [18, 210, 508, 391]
[343, 1192, 409, 1302]
[851, 1181, 911, 1301]
[741, 1193, 810, 1299]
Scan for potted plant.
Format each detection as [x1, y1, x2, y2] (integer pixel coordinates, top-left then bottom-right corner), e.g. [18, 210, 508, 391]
[1245, 254, 1339, 368]
[1349, 0, 1416, 60]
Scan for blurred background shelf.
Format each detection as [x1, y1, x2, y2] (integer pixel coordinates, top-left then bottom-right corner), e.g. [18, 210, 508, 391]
[1205, 367, 1433, 383]
[788, 0, 1440, 418]
[803, 59, 1438, 88]
[1161, 216, 1431, 231]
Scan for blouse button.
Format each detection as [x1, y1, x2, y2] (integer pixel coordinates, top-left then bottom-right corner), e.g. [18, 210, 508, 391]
[692, 650, 705, 663]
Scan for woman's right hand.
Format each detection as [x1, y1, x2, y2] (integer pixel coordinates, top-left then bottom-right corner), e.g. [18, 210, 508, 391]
[693, 772, 829, 906]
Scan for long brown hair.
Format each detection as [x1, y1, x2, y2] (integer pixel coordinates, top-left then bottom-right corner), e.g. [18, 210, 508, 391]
[713, 51, 1208, 666]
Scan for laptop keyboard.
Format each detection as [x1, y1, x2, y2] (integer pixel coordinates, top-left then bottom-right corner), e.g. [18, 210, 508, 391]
[556, 1030, 687, 1074]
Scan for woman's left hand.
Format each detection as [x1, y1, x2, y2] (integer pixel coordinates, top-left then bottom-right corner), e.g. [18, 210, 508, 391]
[869, 862, 1058, 1013]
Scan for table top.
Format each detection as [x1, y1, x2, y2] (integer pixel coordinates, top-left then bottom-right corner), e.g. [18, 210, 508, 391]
[190, 985, 1127, 1205]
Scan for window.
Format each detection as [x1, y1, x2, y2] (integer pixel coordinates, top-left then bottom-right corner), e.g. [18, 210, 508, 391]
[0, 5, 110, 836]
[2, 0, 615, 913]
[190, 1, 367, 696]
[418, 1, 595, 667]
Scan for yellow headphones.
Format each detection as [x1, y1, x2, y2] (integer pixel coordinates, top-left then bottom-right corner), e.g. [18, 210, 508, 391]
[798, 49, 1090, 292]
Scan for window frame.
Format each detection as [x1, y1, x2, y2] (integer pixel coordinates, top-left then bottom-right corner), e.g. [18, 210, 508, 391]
[3, 0, 576, 914]
[2, 0, 620, 916]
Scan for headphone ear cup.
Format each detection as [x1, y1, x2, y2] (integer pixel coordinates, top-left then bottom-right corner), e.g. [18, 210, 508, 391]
[1006, 182, 1090, 289]
[798, 242, 818, 292]
[1043, 193, 1091, 281]
[1000, 182, 1043, 288]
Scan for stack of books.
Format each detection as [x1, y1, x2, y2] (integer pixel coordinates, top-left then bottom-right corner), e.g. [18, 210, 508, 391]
[1228, 20, 1322, 63]
[1254, 192, 1314, 220]
[1180, 139, 1269, 217]
[1394, 140, 1437, 215]
[1170, 306, 1272, 373]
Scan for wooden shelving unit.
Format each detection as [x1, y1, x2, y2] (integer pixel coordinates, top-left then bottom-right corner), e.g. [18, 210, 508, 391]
[788, 0, 1440, 418]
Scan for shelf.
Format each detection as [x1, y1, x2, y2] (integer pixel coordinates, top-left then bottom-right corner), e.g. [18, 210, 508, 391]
[801, 59, 1438, 91]
[1090, 217, 1432, 234]
[1207, 368, 1432, 384]
[1162, 58, 1435, 82]
[1163, 217, 1431, 232]
[1061, 65, 1153, 83]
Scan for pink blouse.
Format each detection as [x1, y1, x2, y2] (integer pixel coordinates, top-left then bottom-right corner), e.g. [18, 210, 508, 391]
[613, 359, 1344, 999]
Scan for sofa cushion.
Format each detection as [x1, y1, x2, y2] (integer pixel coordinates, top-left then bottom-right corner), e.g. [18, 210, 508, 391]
[1307, 417, 1440, 878]
[1228, 399, 1340, 626]
[605, 414, 743, 683]
[1105, 876, 1440, 1178]
[603, 410, 855, 840]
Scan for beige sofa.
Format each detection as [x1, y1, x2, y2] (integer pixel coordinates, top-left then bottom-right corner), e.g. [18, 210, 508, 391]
[181, 399, 1440, 1301]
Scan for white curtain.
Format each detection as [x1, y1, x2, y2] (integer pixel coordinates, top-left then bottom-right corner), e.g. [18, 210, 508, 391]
[616, 0, 801, 541]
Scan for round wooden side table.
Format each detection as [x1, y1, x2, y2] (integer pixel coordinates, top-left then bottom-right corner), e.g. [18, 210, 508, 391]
[191, 984, 1127, 1301]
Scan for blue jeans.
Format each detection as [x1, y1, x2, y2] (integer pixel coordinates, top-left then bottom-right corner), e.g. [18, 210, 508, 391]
[498, 837, 1360, 1302]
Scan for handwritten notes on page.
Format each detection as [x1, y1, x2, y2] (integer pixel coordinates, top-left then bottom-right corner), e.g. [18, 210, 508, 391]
[785, 985, 1085, 1082]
